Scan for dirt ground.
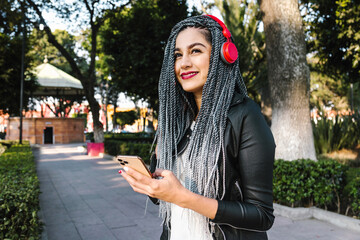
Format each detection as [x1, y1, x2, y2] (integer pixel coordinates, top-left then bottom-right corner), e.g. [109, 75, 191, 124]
[323, 146, 360, 166]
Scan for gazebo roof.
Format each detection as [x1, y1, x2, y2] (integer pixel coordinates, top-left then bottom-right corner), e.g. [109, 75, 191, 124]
[32, 62, 84, 97]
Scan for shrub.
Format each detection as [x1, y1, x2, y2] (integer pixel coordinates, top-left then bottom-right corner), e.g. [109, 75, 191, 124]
[312, 160, 348, 211]
[104, 139, 154, 164]
[273, 159, 316, 207]
[344, 168, 360, 218]
[273, 159, 349, 213]
[0, 140, 19, 149]
[312, 112, 360, 154]
[104, 132, 155, 144]
[0, 143, 41, 239]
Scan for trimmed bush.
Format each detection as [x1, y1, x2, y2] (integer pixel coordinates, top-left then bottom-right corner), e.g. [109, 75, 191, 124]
[273, 158, 360, 218]
[344, 168, 360, 218]
[104, 132, 155, 144]
[312, 160, 348, 211]
[104, 139, 154, 164]
[0, 143, 41, 239]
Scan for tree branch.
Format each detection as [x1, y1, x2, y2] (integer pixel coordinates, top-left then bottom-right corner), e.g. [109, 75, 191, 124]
[26, 0, 83, 81]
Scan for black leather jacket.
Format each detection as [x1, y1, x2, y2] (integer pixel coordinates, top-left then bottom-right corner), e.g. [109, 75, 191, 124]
[151, 93, 276, 240]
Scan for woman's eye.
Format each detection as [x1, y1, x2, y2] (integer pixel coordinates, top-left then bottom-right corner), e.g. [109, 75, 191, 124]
[191, 49, 201, 54]
[174, 53, 182, 59]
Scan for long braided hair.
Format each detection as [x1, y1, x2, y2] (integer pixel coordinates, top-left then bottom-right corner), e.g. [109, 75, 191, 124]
[156, 15, 247, 237]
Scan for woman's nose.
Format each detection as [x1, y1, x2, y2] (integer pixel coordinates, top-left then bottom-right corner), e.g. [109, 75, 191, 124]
[180, 54, 192, 69]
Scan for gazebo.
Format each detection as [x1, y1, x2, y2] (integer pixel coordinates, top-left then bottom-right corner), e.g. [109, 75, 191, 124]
[6, 60, 86, 144]
[32, 60, 84, 97]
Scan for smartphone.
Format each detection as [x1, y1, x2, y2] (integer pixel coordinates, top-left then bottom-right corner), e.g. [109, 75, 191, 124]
[116, 155, 152, 178]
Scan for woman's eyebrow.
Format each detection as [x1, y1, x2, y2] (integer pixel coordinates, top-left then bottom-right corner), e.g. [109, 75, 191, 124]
[174, 42, 207, 52]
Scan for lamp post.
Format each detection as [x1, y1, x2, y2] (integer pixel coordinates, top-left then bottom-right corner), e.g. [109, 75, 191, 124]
[350, 83, 354, 112]
[19, 2, 26, 144]
[105, 75, 112, 133]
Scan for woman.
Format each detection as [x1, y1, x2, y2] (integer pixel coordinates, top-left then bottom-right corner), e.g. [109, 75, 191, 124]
[120, 15, 275, 240]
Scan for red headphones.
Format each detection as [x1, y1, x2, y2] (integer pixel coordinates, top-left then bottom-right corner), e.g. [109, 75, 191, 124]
[206, 15, 238, 64]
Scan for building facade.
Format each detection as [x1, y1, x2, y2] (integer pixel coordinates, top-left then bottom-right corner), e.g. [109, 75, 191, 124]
[6, 117, 85, 144]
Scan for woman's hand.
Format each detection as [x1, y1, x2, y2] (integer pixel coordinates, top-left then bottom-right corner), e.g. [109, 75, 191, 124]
[120, 167, 189, 206]
[120, 167, 218, 219]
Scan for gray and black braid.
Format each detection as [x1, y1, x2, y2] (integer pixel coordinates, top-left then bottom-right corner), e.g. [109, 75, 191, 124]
[156, 15, 247, 236]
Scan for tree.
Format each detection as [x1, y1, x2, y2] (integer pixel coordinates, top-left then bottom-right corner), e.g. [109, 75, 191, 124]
[29, 29, 86, 117]
[29, 28, 88, 74]
[259, 0, 317, 160]
[0, 0, 37, 115]
[114, 110, 138, 129]
[300, 0, 360, 111]
[100, 0, 190, 109]
[301, 0, 360, 84]
[309, 71, 349, 111]
[25, 0, 131, 143]
[214, 0, 271, 123]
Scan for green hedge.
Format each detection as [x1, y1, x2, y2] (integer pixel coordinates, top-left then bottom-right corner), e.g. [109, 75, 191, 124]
[104, 139, 154, 164]
[273, 159, 360, 218]
[344, 168, 360, 218]
[104, 132, 154, 144]
[0, 143, 41, 239]
[86, 132, 155, 144]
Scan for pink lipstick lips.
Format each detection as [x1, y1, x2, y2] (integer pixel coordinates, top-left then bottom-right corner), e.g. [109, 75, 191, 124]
[181, 71, 198, 80]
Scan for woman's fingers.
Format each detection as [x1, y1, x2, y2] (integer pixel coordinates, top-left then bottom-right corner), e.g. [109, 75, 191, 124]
[120, 167, 152, 194]
[153, 168, 173, 178]
[120, 167, 186, 203]
[124, 166, 151, 182]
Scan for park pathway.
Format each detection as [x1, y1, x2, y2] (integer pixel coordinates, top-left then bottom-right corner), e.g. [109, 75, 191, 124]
[34, 143, 359, 240]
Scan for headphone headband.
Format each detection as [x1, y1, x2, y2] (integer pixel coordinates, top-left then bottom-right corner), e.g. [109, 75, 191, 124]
[206, 15, 231, 39]
[205, 14, 238, 64]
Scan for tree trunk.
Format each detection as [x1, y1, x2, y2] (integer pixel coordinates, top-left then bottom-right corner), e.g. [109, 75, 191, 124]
[260, 79, 272, 126]
[112, 95, 118, 132]
[259, 0, 317, 160]
[89, 99, 104, 143]
[83, 79, 104, 143]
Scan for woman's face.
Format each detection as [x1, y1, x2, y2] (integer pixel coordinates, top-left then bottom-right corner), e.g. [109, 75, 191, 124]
[174, 28, 212, 97]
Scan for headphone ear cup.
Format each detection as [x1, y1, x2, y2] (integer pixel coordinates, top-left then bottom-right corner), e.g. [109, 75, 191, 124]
[220, 42, 238, 64]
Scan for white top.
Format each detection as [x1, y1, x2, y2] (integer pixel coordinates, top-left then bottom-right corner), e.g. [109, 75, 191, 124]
[170, 122, 208, 240]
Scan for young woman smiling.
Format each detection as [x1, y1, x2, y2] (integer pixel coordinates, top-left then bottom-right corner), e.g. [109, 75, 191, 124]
[120, 15, 276, 240]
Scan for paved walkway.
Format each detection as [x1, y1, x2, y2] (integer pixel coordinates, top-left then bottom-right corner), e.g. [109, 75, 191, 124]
[34, 143, 360, 240]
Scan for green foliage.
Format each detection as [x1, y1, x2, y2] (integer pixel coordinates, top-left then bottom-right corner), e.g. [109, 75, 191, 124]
[100, 0, 190, 109]
[312, 160, 348, 209]
[301, 0, 360, 84]
[215, 0, 266, 102]
[310, 71, 350, 111]
[312, 112, 360, 154]
[273, 159, 315, 207]
[273, 159, 360, 218]
[344, 168, 360, 218]
[114, 110, 138, 128]
[29, 28, 87, 75]
[0, 143, 42, 239]
[105, 132, 154, 143]
[104, 139, 153, 164]
[0, 0, 38, 115]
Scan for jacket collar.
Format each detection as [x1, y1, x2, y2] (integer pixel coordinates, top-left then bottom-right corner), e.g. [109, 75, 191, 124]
[230, 92, 246, 108]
